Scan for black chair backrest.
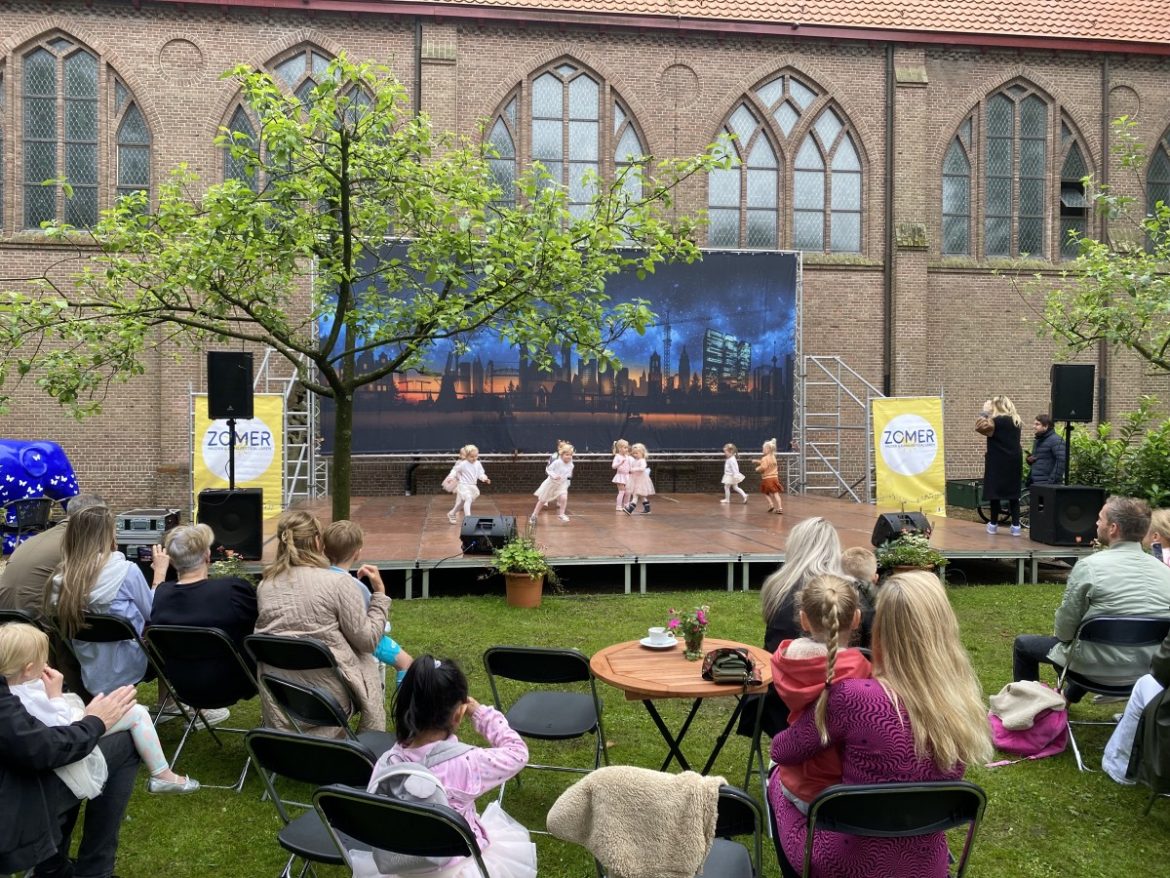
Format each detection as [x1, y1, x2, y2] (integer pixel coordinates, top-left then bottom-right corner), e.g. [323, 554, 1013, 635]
[1, 498, 54, 530]
[483, 645, 591, 684]
[0, 608, 43, 628]
[245, 728, 376, 789]
[245, 633, 339, 671]
[314, 784, 487, 875]
[714, 784, 762, 839]
[72, 612, 141, 644]
[261, 672, 351, 732]
[145, 625, 259, 707]
[809, 781, 985, 838]
[1075, 616, 1170, 647]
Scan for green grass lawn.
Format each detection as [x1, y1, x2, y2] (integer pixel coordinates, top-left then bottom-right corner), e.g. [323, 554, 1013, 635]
[107, 584, 1168, 877]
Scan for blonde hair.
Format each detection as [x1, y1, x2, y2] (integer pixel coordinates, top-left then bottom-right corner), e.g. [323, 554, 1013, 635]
[1149, 508, 1170, 543]
[987, 395, 1021, 427]
[800, 574, 859, 745]
[0, 623, 49, 680]
[841, 546, 878, 583]
[871, 571, 993, 770]
[262, 510, 330, 582]
[50, 505, 116, 638]
[723, 443, 738, 455]
[461, 444, 478, 457]
[456, 446, 469, 460]
[560, 443, 576, 455]
[323, 520, 364, 566]
[612, 439, 630, 454]
[630, 443, 647, 459]
[760, 517, 842, 623]
[164, 523, 215, 574]
[762, 437, 777, 454]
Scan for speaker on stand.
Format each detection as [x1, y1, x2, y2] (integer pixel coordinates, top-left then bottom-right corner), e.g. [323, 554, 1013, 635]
[1050, 363, 1095, 487]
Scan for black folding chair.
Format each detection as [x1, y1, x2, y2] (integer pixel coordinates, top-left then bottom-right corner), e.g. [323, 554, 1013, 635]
[144, 624, 260, 791]
[245, 632, 377, 727]
[0, 497, 54, 552]
[0, 607, 45, 629]
[802, 781, 987, 878]
[245, 728, 377, 878]
[314, 784, 490, 878]
[483, 645, 607, 808]
[259, 672, 395, 756]
[1057, 615, 1170, 771]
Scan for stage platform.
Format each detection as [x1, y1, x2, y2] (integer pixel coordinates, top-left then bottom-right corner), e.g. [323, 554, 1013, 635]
[270, 493, 1088, 597]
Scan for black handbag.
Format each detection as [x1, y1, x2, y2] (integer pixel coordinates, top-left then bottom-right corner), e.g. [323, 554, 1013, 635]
[701, 647, 761, 686]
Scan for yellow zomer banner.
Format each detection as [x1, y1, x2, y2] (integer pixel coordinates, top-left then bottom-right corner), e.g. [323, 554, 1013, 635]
[192, 394, 284, 520]
[872, 396, 947, 517]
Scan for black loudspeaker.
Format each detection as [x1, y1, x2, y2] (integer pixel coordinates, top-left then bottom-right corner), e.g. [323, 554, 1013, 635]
[207, 351, 255, 420]
[871, 512, 932, 547]
[1029, 484, 1106, 546]
[197, 488, 264, 560]
[460, 516, 516, 555]
[1050, 364, 1095, 423]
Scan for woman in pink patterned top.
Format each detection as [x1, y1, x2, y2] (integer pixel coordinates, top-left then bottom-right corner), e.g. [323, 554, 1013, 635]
[769, 571, 991, 878]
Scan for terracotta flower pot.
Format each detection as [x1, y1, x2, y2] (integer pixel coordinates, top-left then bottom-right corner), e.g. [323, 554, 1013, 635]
[504, 572, 545, 608]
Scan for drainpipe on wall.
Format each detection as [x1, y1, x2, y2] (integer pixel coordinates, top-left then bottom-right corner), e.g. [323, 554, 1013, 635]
[414, 17, 423, 114]
[882, 43, 895, 396]
[1097, 55, 1110, 421]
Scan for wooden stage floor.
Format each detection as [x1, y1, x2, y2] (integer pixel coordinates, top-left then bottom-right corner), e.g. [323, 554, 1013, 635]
[276, 493, 1084, 596]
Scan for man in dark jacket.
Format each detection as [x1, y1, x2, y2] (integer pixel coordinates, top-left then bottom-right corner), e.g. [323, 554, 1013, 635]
[1026, 414, 1066, 486]
[0, 678, 138, 877]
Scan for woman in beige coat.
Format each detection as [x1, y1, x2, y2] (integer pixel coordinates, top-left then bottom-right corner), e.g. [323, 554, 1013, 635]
[254, 510, 389, 736]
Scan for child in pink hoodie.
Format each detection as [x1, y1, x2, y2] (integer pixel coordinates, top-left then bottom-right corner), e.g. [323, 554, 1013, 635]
[770, 573, 872, 811]
[358, 656, 536, 878]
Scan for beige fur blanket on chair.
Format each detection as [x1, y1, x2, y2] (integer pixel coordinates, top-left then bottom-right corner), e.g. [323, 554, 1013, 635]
[546, 765, 725, 878]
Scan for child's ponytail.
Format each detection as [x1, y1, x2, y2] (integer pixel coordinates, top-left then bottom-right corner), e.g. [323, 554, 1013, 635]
[392, 655, 470, 745]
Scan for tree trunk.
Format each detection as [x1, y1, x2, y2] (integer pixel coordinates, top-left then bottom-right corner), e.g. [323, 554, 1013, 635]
[331, 391, 354, 521]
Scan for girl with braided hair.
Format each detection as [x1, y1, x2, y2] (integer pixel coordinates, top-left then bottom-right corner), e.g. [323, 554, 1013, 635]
[254, 509, 390, 736]
[768, 573, 870, 812]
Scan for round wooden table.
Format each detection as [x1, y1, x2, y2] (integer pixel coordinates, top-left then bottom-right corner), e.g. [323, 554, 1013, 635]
[590, 637, 773, 785]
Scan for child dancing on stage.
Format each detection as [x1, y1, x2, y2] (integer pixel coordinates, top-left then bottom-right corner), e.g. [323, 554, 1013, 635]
[611, 439, 632, 511]
[720, 443, 749, 504]
[445, 445, 490, 525]
[531, 443, 575, 524]
[623, 443, 655, 515]
[755, 437, 784, 514]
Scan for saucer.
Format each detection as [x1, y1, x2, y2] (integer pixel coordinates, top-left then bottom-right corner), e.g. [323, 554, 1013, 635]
[640, 636, 678, 649]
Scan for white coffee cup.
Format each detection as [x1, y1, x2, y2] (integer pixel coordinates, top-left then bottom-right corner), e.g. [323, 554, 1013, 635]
[647, 626, 674, 645]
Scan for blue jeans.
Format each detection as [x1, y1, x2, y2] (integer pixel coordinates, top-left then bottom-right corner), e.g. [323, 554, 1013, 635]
[35, 730, 140, 878]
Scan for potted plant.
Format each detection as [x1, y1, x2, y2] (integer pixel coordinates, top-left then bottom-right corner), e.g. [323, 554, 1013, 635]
[491, 535, 557, 608]
[875, 532, 947, 572]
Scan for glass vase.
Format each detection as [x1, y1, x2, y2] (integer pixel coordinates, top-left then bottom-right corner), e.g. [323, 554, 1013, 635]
[683, 629, 705, 661]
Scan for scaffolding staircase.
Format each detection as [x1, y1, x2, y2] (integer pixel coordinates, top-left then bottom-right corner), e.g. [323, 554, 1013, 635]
[255, 349, 327, 504]
[796, 356, 884, 502]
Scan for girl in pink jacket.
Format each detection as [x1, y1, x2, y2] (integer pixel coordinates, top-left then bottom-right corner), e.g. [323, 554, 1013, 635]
[359, 656, 536, 878]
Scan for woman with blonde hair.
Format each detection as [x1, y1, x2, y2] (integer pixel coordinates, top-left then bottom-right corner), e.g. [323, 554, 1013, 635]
[755, 517, 843, 736]
[45, 506, 154, 695]
[976, 394, 1023, 536]
[770, 570, 992, 877]
[253, 509, 390, 736]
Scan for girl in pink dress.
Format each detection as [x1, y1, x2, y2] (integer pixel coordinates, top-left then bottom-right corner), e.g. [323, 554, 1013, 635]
[358, 656, 536, 878]
[611, 439, 632, 511]
[623, 443, 655, 515]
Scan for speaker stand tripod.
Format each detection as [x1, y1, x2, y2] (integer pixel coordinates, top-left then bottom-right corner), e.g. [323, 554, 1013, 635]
[226, 417, 238, 490]
[1062, 421, 1073, 486]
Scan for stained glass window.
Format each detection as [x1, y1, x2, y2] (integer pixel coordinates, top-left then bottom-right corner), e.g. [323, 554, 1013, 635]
[983, 87, 1049, 257]
[942, 118, 973, 255]
[224, 105, 258, 190]
[488, 96, 518, 207]
[1059, 140, 1088, 260]
[1148, 131, 1170, 225]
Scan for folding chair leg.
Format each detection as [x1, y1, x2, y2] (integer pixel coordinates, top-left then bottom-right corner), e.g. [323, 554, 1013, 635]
[168, 714, 200, 768]
[1067, 724, 1089, 772]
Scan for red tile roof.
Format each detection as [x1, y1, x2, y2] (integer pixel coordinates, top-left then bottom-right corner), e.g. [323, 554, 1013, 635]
[411, 0, 1170, 47]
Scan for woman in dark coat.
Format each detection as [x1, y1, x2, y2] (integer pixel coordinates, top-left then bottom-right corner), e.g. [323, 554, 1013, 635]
[976, 395, 1024, 535]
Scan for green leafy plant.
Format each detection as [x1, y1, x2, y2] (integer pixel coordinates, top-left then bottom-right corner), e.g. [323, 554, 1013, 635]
[1069, 395, 1170, 507]
[875, 532, 947, 570]
[490, 535, 558, 585]
[208, 548, 257, 586]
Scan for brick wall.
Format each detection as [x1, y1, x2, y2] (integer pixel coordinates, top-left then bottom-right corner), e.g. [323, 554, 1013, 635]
[1, 2, 1168, 510]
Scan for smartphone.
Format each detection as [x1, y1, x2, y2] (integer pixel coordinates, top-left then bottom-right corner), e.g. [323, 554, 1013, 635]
[1154, 542, 1164, 562]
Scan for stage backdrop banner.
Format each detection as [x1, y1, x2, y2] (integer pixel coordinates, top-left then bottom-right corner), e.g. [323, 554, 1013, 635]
[192, 394, 284, 520]
[872, 396, 947, 518]
[319, 248, 800, 454]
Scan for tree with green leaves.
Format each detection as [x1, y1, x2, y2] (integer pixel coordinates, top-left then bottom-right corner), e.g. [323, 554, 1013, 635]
[1033, 117, 1170, 373]
[0, 55, 726, 519]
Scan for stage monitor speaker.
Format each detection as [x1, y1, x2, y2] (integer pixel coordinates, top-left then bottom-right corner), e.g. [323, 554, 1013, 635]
[1029, 484, 1106, 546]
[197, 488, 263, 560]
[1050, 364, 1095, 423]
[871, 512, 932, 547]
[207, 351, 254, 420]
[460, 515, 516, 555]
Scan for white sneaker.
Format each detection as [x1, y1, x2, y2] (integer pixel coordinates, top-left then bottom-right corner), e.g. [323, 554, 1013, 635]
[720, 499, 729, 504]
[986, 523, 998, 535]
[558, 514, 570, 522]
[529, 515, 537, 525]
[447, 512, 457, 524]
[195, 707, 231, 728]
[1010, 525, 1023, 536]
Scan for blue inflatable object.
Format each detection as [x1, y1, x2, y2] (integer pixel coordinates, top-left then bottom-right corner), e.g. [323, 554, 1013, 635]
[0, 439, 80, 554]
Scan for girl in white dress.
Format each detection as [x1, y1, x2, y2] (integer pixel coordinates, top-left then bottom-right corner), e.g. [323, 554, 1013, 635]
[611, 439, 632, 511]
[721, 443, 749, 504]
[446, 445, 491, 524]
[531, 444, 575, 523]
[623, 443, 655, 515]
